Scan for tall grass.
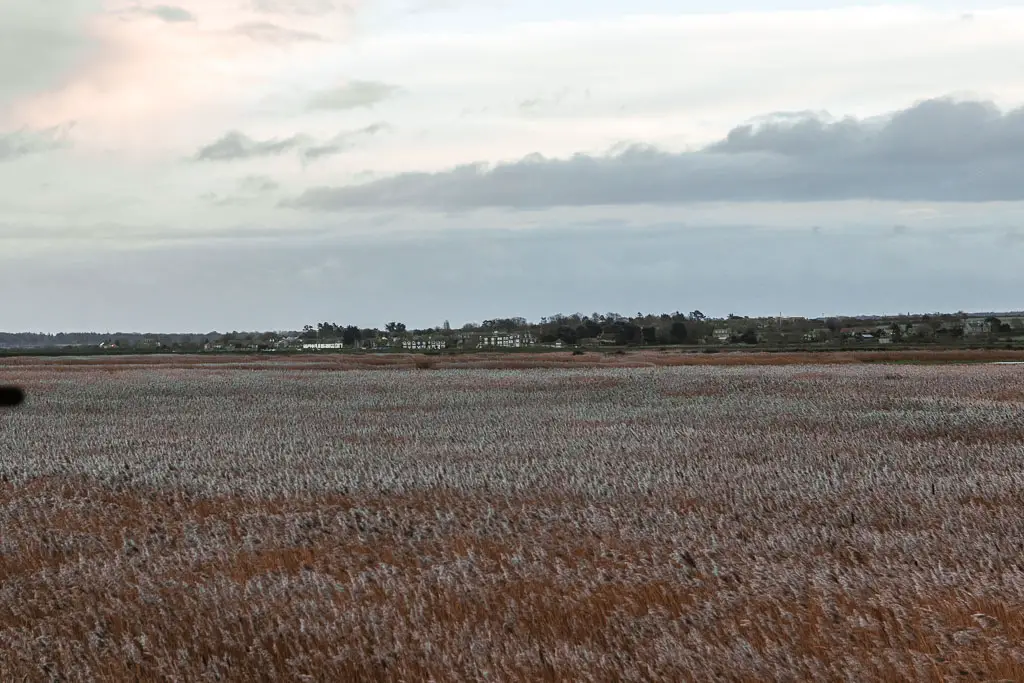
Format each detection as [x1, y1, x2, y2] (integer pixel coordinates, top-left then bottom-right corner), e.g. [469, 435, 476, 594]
[0, 361, 1022, 680]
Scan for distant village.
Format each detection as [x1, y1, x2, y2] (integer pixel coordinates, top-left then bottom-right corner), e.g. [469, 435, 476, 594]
[214, 329, 542, 353]
[7, 309, 1019, 354]
[216, 311, 1024, 353]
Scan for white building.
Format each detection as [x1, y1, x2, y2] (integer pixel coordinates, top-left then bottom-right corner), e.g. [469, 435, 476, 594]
[302, 342, 345, 350]
[477, 332, 536, 348]
[962, 318, 991, 337]
[402, 338, 446, 351]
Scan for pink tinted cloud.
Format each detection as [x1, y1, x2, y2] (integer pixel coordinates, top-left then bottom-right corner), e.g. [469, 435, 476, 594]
[7, 1, 357, 153]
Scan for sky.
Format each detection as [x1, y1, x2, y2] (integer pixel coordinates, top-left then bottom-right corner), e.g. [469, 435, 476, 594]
[2, 0, 1024, 332]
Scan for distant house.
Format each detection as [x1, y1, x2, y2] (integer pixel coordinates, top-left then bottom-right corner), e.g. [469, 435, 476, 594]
[477, 332, 536, 349]
[966, 317, 991, 335]
[712, 328, 731, 343]
[962, 318, 991, 337]
[803, 328, 832, 342]
[841, 327, 886, 342]
[402, 337, 446, 351]
[302, 341, 345, 351]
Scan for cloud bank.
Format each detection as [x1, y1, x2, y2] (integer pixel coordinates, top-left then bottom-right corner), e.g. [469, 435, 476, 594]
[288, 98, 1024, 210]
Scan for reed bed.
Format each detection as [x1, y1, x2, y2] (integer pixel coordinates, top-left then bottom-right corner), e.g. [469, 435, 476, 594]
[0, 361, 1022, 681]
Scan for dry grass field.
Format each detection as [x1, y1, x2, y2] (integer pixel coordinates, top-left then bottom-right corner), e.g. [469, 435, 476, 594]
[5, 346, 1024, 372]
[1, 354, 1023, 681]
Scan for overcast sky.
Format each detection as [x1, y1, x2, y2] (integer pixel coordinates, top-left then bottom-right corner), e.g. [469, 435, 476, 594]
[2, 0, 1024, 332]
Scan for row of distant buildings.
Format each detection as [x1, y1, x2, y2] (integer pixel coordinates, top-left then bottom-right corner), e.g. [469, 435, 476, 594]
[278, 330, 540, 353]
[203, 313, 1024, 353]
[304, 331, 539, 351]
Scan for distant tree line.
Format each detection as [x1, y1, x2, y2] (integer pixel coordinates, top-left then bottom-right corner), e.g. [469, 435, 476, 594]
[293, 308, 1024, 348]
[2, 309, 1023, 352]
[0, 332, 212, 351]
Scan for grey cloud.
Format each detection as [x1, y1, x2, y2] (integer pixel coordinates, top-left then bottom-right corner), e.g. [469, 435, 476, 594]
[195, 125, 387, 163]
[0, 124, 74, 162]
[708, 99, 1021, 163]
[307, 81, 402, 111]
[142, 5, 196, 22]
[299, 123, 391, 163]
[232, 21, 326, 43]
[194, 131, 309, 161]
[286, 98, 1024, 210]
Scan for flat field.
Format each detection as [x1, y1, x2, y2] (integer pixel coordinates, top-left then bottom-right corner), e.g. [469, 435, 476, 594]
[1, 356, 1023, 681]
